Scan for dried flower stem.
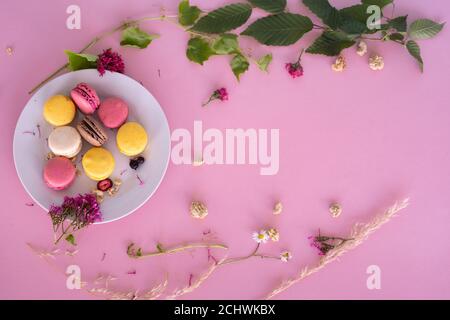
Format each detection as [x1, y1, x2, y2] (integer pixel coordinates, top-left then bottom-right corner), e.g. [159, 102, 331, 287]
[219, 243, 281, 266]
[265, 198, 410, 299]
[127, 242, 228, 259]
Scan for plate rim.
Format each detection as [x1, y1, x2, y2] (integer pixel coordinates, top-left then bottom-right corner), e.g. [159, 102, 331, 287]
[13, 69, 171, 224]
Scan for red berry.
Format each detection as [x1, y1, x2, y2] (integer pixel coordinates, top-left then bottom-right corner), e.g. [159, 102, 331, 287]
[97, 178, 113, 191]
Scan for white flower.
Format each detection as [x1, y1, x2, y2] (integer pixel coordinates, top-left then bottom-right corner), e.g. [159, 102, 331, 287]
[369, 55, 384, 71]
[252, 230, 269, 243]
[280, 251, 292, 262]
[273, 201, 283, 215]
[356, 41, 368, 56]
[332, 55, 346, 72]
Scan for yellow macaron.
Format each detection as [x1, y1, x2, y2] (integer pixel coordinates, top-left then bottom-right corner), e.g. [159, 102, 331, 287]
[116, 122, 148, 157]
[43, 95, 76, 126]
[82, 147, 115, 181]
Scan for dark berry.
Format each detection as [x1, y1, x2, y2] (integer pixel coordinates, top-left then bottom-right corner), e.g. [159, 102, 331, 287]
[97, 178, 113, 192]
[130, 157, 145, 170]
[129, 159, 139, 170]
[137, 156, 145, 164]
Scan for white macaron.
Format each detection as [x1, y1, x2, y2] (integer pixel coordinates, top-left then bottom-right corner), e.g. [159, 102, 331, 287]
[48, 126, 82, 158]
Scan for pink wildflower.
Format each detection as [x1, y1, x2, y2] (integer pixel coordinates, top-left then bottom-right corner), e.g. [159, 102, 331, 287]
[97, 49, 125, 76]
[285, 49, 305, 79]
[202, 88, 228, 107]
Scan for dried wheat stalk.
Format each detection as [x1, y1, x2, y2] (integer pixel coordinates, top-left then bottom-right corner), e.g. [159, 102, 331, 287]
[265, 198, 410, 299]
[166, 257, 227, 299]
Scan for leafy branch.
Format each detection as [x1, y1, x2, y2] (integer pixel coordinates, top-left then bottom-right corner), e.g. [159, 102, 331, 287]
[30, 0, 444, 93]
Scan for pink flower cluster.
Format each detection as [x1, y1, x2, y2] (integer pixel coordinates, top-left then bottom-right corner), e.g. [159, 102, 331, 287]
[97, 49, 125, 76]
[49, 193, 102, 225]
[285, 48, 305, 79]
[285, 62, 304, 78]
[203, 87, 229, 107]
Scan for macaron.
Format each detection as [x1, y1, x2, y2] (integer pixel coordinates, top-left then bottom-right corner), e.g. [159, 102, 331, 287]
[82, 147, 115, 181]
[43, 156, 76, 190]
[48, 126, 82, 158]
[98, 97, 129, 128]
[76, 116, 108, 147]
[70, 83, 100, 114]
[43, 95, 76, 126]
[116, 122, 148, 157]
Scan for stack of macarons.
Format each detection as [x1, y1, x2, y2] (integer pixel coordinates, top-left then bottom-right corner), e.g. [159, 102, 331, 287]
[42, 82, 149, 191]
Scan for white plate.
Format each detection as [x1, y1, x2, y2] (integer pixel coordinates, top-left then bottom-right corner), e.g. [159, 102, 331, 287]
[13, 69, 170, 223]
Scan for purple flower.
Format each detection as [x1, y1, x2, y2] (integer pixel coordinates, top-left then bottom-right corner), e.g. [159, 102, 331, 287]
[285, 48, 305, 79]
[215, 88, 228, 101]
[202, 88, 229, 107]
[97, 49, 125, 76]
[285, 62, 304, 78]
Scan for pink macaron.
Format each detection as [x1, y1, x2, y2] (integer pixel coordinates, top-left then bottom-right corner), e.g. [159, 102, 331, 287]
[97, 97, 129, 129]
[43, 156, 76, 190]
[70, 83, 101, 114]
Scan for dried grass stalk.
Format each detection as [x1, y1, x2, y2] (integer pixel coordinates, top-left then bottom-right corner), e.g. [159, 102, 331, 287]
[265, 198, 409, 299]
[166, 257, 227, 300]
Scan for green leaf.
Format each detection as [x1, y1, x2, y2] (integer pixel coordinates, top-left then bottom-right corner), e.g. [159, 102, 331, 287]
[212, 33, 239, 54]
[136, 248, 142, 256]
[65, 234, 76, 246]
[230, 54, 249, 80]
[64, 50, 97, 71]
[156, 243, 164, 252]
[190, 3, 252, 34]
[186, 37, 215, 65]
[388, 15, 407, 32]
[241, 13, 313, 46]
[248, 0, 286, 14]
[120, 27, 158, 48]
[306, 31, 355, 56]
[406, 40, 424, 72]
[388, 32, 405, 41]
[409, 19, 445, 40]
[339, 5, 370, 34]
[303, 0, 341, 29]
[361, 0, 393, 9]
[257, 53, 272, 72]
[178, 0, 202, 26]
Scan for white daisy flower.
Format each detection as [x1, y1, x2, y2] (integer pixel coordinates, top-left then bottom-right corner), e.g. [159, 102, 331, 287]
[280, 251, 292, 262]
[252, 230, 269, 243]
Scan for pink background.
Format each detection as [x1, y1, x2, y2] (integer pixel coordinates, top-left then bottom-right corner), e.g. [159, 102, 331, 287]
[1, 0, 449, 299]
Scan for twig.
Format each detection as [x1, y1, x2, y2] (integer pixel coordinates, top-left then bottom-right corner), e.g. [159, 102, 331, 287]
[28, 14, 176, 95]
[264, 198, 410, 299]
[127, 242, 228, 259]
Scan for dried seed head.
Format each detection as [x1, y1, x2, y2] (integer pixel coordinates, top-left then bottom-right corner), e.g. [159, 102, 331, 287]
[356, 41, 368, 56]
[273, 201, 283, 215]
[190, 201, 208, 219]
[332, 55, 346, 72]
[92, 189, 104, 203]
[329, 203, 342, 218]
[267, 228, 280, 242]
[369, 55, 384, 70]
[193, 158, 204, 166]
[46, 152, 55, 160]
[280, 251, 292, 262]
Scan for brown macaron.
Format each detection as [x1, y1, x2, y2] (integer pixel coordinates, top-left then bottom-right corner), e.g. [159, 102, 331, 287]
[76, 116, 108, 147]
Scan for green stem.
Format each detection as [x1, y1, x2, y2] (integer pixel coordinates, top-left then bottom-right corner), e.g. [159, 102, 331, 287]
[128, 242, 228, 259]
[28, 14, 176, 95]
